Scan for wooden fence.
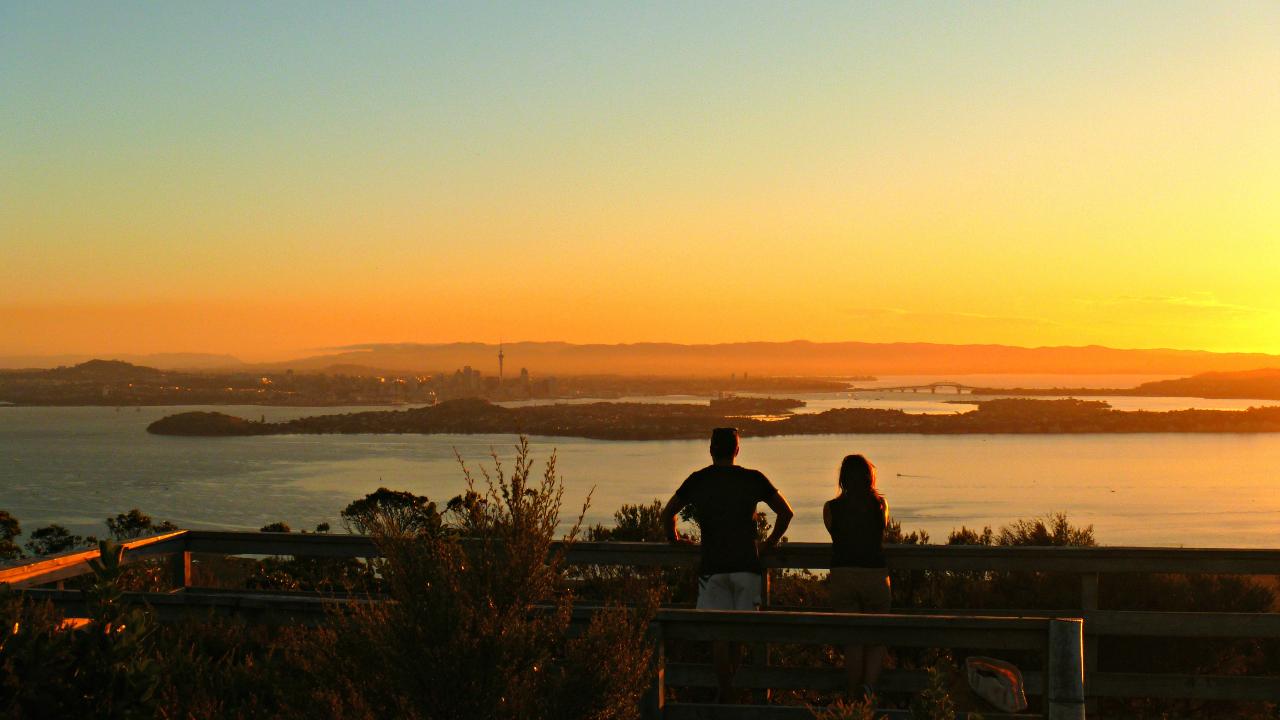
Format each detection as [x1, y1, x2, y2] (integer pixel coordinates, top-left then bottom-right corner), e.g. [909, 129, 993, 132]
[5, 531, 1280, 715]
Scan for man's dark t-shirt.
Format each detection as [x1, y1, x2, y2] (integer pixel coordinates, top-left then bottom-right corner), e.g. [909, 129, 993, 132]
[675, 464, 779, 576]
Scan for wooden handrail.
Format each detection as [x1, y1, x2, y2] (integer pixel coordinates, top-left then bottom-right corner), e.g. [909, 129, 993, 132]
[9, 530, 1280, 592]
[185, 530, 378, 557]
[566, 540, 1280, 575]
[0, 530, 189, 588]
[178, 532, 1280, 575]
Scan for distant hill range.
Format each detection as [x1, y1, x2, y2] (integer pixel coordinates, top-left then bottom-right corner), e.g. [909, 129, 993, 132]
[7, 358, 1280, 406]
[260, 341, 1280, 377]
[0, 353, 244, 371]
[5, 342, 1280, 377]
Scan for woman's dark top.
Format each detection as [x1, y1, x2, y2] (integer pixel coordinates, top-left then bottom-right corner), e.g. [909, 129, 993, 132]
[827, 492, 887, 569]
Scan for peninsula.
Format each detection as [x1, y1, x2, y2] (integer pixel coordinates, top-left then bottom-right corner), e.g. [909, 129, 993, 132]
[148, 397, 1280, 440]
[970, 368, 1280, 401]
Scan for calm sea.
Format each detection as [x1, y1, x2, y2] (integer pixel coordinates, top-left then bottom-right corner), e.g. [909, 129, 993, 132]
[2, 376, 1277, 548]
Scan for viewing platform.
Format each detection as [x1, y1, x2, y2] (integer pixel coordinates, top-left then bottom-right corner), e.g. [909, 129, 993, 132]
[5, 531, 1280, 718]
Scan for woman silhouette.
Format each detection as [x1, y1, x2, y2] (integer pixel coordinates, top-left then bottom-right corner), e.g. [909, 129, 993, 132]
[824, 454, 890, 700]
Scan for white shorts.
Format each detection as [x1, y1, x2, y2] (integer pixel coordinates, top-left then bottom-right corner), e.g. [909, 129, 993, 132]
[697, 571, 762, 610]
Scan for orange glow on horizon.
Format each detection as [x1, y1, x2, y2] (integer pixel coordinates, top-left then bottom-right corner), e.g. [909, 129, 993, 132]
[3, 4, 1279, 361]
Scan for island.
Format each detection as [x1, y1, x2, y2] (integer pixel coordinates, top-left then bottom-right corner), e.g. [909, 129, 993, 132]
[148, 397, 1280, 440]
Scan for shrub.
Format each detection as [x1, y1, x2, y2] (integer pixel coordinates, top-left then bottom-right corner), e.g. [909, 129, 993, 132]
[0, 511, 22, 560]
[811, 696, 886, 720]
[293, 437, 657, 719]
[0, 541, 163, 719]
[106, 509, 178, 540]
[996, 513, 1094, 547]
[24, 524, 94, 556]
[0, 588, 77, 717]
[339, 487, 441, 536]
[588, 500, 666, 542]
[908, 662, 958, 720]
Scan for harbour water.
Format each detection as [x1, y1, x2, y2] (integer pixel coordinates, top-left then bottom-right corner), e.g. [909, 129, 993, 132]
[2, 378, 1278, 548]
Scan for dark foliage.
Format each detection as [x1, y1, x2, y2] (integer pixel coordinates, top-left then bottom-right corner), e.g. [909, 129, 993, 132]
[297, 438, 656, 719]
[0, 511, 21, 560]
[24, 524, 95, 556]
[106, 509, 178, 541]
[588, 500, 667, 542]
[340, 487, 442, 536]
[1, 541, 163, 719]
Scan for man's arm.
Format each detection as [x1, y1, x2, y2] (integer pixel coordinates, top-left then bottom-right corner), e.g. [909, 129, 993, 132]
[660, 492, 692, 544]
[761, 491, 794, 551]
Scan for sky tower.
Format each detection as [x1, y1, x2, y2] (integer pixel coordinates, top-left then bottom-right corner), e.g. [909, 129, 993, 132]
[498, 342, 504, 383]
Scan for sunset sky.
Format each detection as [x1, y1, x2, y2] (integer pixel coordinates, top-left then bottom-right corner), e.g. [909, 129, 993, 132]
[3, 2, 1278, 360]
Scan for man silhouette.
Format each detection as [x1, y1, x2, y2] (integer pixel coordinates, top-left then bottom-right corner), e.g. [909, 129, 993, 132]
[660, 427, 794, 702]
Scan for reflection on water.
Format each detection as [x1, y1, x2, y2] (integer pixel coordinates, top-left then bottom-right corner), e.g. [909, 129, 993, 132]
[497, 375, 1278, 416]
[2, 381, 1279, 549]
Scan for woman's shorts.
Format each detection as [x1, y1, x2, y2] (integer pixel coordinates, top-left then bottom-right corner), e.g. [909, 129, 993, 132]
[828, 566, 891, 612]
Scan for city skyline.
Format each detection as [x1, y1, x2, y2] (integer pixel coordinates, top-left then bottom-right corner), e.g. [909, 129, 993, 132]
[4, 2, 1279, 360]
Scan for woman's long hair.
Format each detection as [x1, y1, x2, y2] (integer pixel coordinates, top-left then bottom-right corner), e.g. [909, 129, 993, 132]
[838, 454, 882, 503]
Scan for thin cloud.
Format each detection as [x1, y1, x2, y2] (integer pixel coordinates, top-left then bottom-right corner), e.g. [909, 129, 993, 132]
[844, 306, 1063, 327]
[1082, 293, 1267, 316]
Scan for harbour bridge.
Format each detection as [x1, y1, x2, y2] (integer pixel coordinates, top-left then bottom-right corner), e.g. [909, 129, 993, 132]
[854, 381, 980, 394]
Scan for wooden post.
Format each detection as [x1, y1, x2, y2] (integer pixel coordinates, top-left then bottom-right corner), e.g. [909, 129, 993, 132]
[1080, 574, 1099, 718]
[169, 550, 191, 590]
[642, 623, 665, 720]
[1047, 618, 1086, 720]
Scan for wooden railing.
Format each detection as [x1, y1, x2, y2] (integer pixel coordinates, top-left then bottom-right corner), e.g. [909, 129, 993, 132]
[9, 530, 1267, 576]
[0, 530, 188, 587]
[6, 586, 1084, 720]
[652, 610, 1083, 720]
[4, 531, 1280, 712]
